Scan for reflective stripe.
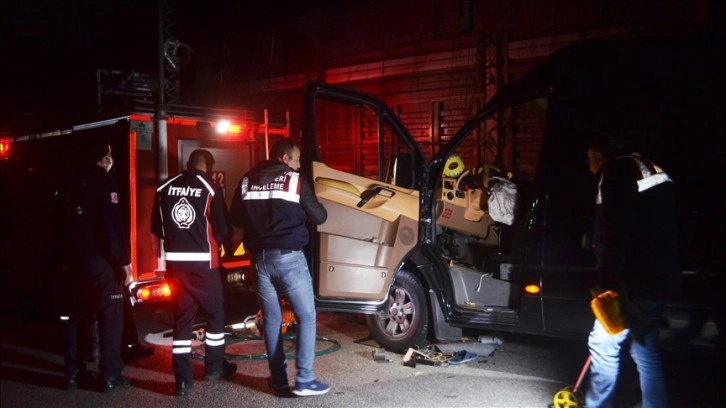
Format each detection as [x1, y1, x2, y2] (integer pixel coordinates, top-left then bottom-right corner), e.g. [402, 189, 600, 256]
[196, 174, 215, 195]
[173, 339, 193, 354]
[243, 189, 300, 203]
[205, 332, 224, 340]
[240, 177, 249, 195]
[638, 173, 671, 192]
[166, 252, 211, 261]
[204, 332, 224, 346]
[596, 154, 671, 204]
[629, 154, 671, 192]
[206, 338, 225, 347]
[288, 172, 300, 195]
[205, 331, 225, 347]
[241, 171, 301, 203]
[157, 174, 183, 192]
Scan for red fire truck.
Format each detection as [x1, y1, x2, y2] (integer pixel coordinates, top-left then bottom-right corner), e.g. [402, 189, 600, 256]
[0, 105, 289, 320]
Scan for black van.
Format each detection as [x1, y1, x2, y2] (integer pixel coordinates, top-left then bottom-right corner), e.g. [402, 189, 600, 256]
[299, 33, 724, 353]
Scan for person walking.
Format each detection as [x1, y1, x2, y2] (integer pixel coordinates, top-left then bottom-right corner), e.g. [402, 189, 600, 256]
[65, 139, 133, 392]
[584, 138, 680, 408]
[151, 149, 236, 397]
[229, 139, 329, 396]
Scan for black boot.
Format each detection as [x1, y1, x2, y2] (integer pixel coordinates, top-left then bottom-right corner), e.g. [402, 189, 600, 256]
[64, 364, 87, 390]
[122, 343, 155, 361]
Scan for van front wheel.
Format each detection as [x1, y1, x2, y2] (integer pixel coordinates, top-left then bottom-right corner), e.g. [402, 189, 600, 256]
[366, 270, 428, 354]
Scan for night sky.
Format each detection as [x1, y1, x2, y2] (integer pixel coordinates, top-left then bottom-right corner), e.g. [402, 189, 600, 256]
[0, 0, 327, 130]
[2, 0, 723, 132]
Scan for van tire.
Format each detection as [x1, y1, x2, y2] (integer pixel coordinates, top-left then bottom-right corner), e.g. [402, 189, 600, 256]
[366, 270, 428, 354]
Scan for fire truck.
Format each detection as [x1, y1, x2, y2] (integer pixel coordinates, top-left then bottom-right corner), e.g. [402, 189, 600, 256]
[0, 105, 289, 321]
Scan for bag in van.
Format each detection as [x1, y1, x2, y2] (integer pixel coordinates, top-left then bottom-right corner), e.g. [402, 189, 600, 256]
[487, 177, 517, 225]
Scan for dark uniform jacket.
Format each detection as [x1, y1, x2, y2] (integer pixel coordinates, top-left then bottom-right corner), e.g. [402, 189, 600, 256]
[74, 165, 131, 269]
[151, 168, 230, 269]
[229, 160, 327, 251]
[594, 154, 681, 301]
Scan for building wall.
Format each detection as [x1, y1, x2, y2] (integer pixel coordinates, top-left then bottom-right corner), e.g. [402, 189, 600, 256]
[199, 0, 713, 176]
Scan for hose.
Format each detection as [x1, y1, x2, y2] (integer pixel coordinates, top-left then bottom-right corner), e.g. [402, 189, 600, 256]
[191, 314, 342, 361]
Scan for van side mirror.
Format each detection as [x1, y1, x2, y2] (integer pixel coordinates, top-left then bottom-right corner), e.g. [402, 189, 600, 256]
[388, 154, 413, 188]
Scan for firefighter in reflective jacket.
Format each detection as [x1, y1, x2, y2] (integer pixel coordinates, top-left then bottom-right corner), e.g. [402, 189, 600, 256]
[151, 149, 236, 397]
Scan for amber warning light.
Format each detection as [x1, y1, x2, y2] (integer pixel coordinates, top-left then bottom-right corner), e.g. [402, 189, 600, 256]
[197, 120, 242, 136]
[524, 284, 541, 295]
[216, 120, 241, 134]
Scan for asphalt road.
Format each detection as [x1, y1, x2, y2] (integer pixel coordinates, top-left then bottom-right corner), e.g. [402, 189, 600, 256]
[1, 288, 724, 407]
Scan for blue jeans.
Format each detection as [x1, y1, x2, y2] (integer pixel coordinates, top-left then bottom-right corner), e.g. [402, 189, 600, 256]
[585, 303, 668, 408]
[253, 249, 318, 384]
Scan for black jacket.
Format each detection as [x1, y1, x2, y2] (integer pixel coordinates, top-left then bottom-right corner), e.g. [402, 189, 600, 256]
[229, 160, 327, 251]
[73, 165, 131, 269]
[593, 154, 681, 300]
[151, 168, 230, 269]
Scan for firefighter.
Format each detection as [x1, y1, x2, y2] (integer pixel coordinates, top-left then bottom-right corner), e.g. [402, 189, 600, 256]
[151, 149, 236, 397]
[67, 139, 133, 392]
[229, 139, 330, 396]
[584, 138, 680, 408]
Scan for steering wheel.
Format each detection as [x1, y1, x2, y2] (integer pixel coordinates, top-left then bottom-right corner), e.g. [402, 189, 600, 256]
[473, 164, 501, 189]
[454, 169, 473, 192]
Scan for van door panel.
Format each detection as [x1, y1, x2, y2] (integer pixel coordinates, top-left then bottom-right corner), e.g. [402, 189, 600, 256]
[312, 161, 419, 300]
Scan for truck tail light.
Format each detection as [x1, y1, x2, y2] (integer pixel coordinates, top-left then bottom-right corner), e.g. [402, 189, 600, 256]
[0, 139, 11, 159]
[135, 282, 172, 303]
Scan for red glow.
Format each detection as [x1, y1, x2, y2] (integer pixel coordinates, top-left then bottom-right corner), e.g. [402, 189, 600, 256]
[139, 288, 151, 300]
[222, 259, 251, 269]
[129, 131, 137, 280]
[136, 283, 172, 302]
[129, 114, 152, 122]
[0, 140, 10, 157]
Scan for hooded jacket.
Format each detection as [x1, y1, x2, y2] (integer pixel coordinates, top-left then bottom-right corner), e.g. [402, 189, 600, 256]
[229, 160, 327, 251]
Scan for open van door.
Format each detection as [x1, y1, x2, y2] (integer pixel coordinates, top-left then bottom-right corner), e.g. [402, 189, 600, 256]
[301, 84, 426, 306]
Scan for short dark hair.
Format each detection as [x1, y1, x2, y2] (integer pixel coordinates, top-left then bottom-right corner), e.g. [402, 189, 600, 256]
[84, 138, 110, 164]
[187, 149, 215, 170]
[589, 136, 625, 159]
[270, 139, 300, 161]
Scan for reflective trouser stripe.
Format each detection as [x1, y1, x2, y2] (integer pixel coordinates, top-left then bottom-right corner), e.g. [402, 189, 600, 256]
[206, 331, 225, 347]
[166, 252, 211, 261]
[173, 339, 192, 354]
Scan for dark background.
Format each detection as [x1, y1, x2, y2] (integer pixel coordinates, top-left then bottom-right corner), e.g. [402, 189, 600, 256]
[0, 0, 357, 133]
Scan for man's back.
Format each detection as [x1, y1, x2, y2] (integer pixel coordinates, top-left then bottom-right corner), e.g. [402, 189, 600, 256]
[595, 154, 680, 300]
[231, 159, 311, 251]
[152, 168, 229, 267]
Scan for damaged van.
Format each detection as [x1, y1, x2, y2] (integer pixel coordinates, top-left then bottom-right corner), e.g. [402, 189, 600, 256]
[299, 33, 724, 353]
